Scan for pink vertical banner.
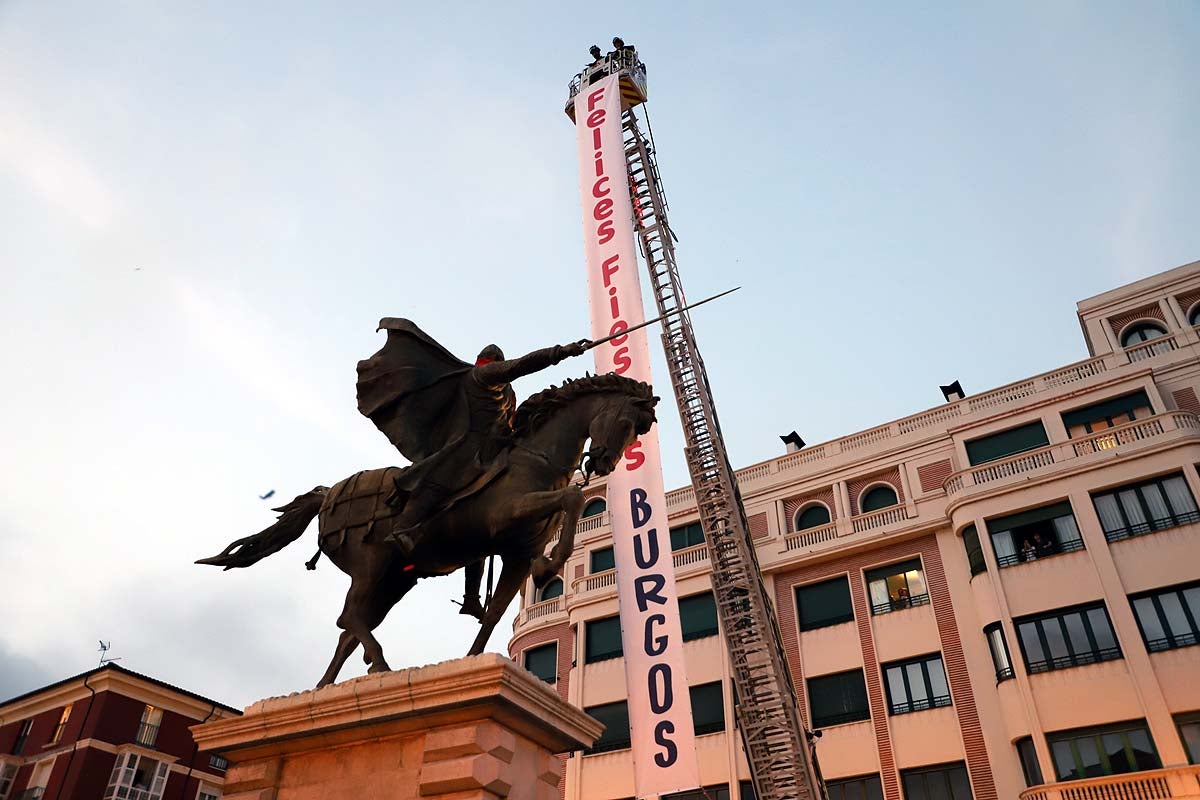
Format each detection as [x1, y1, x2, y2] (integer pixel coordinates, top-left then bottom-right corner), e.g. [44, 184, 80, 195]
[574, 74, 700, 797]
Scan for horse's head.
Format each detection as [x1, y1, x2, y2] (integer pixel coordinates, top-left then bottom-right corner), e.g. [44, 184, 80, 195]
[583, 387, 659, 477]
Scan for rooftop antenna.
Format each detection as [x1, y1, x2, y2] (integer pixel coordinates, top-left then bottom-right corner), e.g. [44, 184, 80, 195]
[97, 640, 121, 668]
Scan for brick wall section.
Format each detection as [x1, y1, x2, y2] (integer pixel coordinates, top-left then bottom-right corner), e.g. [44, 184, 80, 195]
[1107, 303, 1167, 337]
[1177, 289, 1200, 318]
[772, 535, 995, 800]
[510, 622, 574, 800]
[749, 512, 769, 540]
[917, 460, 953, 494]
[1173, 388, 1200, 415]
[848, 468, 904, 514]
[783, 487, 837, 532]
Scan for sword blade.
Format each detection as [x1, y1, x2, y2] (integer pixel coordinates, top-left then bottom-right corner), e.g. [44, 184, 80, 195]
[585, 286, 740, 351]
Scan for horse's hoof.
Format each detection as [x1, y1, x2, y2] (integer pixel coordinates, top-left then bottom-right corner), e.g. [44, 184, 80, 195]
[367, 661, 392, 675]
[459, 597, 485, 620]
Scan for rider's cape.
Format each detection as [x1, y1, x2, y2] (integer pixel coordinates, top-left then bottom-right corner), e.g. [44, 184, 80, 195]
[356, 318, 473, 463]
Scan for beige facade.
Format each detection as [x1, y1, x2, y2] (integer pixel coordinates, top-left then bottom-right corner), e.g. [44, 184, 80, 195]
[508, 260, 1200, 800]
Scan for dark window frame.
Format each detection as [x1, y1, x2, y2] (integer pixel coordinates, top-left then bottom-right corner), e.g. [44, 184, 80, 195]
[900, 762, 974, 800]
[795, 503, 832, 531]
[581, 498, 607, 517]
[883, 653, 952, 715]
[866, 558, 930, 615]
[1061, 390, 1152, 436]
[984, 622, 1015, 682]
[795, 576, 855, 631]
[584, 616, 623, 663]
[1130, 581, 1200, 652]
[1016, 737, 1044, 787]
[806, 669, 870, 729]
[825, 774, 883, 800]
[1190, 305, 1200, 328]
[1120, 322, 1167, 347]
[962, 525, 986, 577]
[860, 484, 899, 513]
[1047, 721, 1161, 781]
[690, 681, 726, 736]
[679, 592, 720, 642]
[11, 719, 33, 755]
[1092, 473, 1200, 542]
[966, 421, 1049, 466]
[1015, 603, 1122, 674]
[986, 502, 1085, 568]
[670, 522, 705, 551]
[538, 577, 564, 602]
[583, 700, 630, 753]
[1178, 712, 1200, 765]
[523, 642, 557, 684]
[589, 546, 615, 573]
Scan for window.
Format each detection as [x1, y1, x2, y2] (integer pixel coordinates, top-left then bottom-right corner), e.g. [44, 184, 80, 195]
[198, 789, 221, 800]
[1178, 714, 1200, 765]
[208, 754, 228, 771]
[795, 577, 854, 631]
[826, 774, 883, 800]
[664, 785, 732, 800]
[866, 559, 929, 615]
[582, 498, 606, 517]
[538, 577, 564, 602]
[1130, 582, 1200, 652]
[962, 525, 986, 576]
[1191, 306, 1200, 327]
[691, 682, 725, 736]
[670, 522, 705, 551]
[0, 762, 17, 800]
[584, 700, 630, 753]
[900, 763, 973, 800]
[524, 642, 557, 683]
[796, 504, 831, 531]
[1121, 323, 1167, 347]
[589, 547, 614, 573]
[807, 670, 869, 728]
[965, 421, 1049, 466]
[585, 616, 622, 663]
[738, 781, 756, 800]
[883, 654, 951, 715]
[11, 720, 32, 755]
[1062, 391, 1152, 440]
[1093, 474, 1200, 542]
[984, 623, 1015, 681]
[136, 705, 163, 747]
[986, 502, 1084, 567]
[1048, 722, 1160, 780]
[50, 705, 72, 745]
[860, 485, 898, 513]
[1017, 737, 1044, 787]
[1015, 603, 1121, 673]
[104, 752, 170, 800]
[680, 593, 719, 641]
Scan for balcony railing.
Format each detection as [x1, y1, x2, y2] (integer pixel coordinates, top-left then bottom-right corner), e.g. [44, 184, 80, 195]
[870, 592, 930, 616]
[1019, 764, 1200, 800]
[672, 543, 708, 570]
[575, 569, 616, 594]
[851, 505, 908, 533]
[1125, 332, 1179, 363]
[945, 413, 1200, 497]
[784, 522, 840, 551]
[518, 596, 563, 626]
[1026, 645, 1122, 674]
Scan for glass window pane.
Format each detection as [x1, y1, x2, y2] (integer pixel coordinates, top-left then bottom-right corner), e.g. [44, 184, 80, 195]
[680, 593, 719, 641]
[992, 531, 1016, 563]
[906, 663, 929, 704]
[902, 774, 925, 800]
[1163, 477, 1197, 514]
[927, 658, 950, 699]
[866, 776, 884, 800]
[988, 628, 1012, 672]
[927, 772, 951, 800]
[842, 782, 862, 800]
[1077, 737, 1103, 778]
[886, 667, 908, 708]
[1184, 588, 1200, 624]
[1128, 729, 1160, 770]
[1062, 613, 1092, 657]
[1052, 515, 1082, 546]
[1094, 495, 1125, 534]
[797, 577, 854, 630]
[1019, 622, 1045, 666]
[948, 766, 973, 800]
[1158, 594, 1191, 640]
[906, 569, 927, 597]
[1118, 490, 1148, 527]
[1133, 597, 1167, 642]
[827, 785, 844, 800]
[1042, 619, 1070, 662]
[590, 547, 615, 572]
[1140, 484, 1170, 523]
[1086, 609, 1117, 651]
[1180, 721, 1200, 765]
[1102, 732, 1131, 774]
[869, 579, 890, 610]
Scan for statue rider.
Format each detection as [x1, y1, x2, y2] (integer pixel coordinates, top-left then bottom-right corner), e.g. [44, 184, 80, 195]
[354, 319, 589, 557]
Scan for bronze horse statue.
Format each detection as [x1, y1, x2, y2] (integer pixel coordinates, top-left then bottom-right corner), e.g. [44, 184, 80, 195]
[198, 372, 657, 687]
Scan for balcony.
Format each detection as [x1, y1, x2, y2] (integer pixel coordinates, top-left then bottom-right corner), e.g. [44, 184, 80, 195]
[516, 596, 563, 627]
[945, 412, 1200, 499]
[1019, 764, 1200, 800]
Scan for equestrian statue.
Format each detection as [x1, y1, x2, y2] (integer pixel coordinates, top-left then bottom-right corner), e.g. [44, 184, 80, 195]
[197, 318, 657, 688]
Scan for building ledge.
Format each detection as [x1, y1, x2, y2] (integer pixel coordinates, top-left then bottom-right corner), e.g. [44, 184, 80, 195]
[1020, 764, 1200, 800]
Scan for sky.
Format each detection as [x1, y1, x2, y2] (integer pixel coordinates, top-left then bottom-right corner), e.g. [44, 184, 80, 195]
[1, 1, 1197, 708]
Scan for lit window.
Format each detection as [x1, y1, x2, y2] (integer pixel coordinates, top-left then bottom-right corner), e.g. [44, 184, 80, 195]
[1130, 582, 1200, 652]
[670, 522, 705, 551]
[1121, 323, 1167, 347]
[795, 504, 831, 531]
[866, 559, 928, 615]
[1062, 391, 1153, 441]
[983, 623, 1015, 682]
[795, 577, 854, 631]
[882, 654, 951, 715]
[860, 485, 898, 513]
[136, 705, 163, 748]
[1015, 603, 1121, 673]
[1048, 722, 1160, 780]
[901, 762, 973, 800]
[537, 577, 564, 602]
[1093, 474, 1199, 542]
[581, 498, 606, 517]
[524, 642, 557, 683]
[50, 705, 72, 745]
[986, 502, 1084, 567]
[806, 670, 869, 728]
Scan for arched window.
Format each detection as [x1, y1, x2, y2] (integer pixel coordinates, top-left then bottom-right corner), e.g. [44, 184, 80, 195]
[1189, 306, 1200, 327]
[538, 577, 564, 602]
[582, 498, 607, 518]
[1120, 322, 1167, 347]
[795, 504, 831, 531]
[860, 485, 898, 513]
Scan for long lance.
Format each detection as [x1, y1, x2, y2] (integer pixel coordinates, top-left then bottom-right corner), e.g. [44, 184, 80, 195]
[582, 286, 740, 351]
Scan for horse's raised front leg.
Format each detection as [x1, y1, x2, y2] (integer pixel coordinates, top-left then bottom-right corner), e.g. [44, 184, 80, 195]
[467, 557, 530, 656]
[531, 486, 584, 588]
[460, 560, 485, 620]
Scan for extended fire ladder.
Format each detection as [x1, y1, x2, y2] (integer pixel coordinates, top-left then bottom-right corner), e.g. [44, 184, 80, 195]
[622, 109, 825, 800]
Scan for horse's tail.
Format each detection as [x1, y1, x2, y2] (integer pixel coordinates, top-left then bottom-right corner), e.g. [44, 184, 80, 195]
[196, 487, 328, 570]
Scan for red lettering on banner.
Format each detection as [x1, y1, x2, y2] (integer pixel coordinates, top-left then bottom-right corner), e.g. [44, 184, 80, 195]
[613, 347, 632, 374]
[592, 127, 602, 150]
[597, 220, 615, 244]
[592, 176, 610, 198]
[601, 255, 620, 286]
[624, 441, 646, 471]
[593, 198, 613, 220]
[586, 109, 606, 128]
[586, 88, 605, 111]
[608, 319, 629, 345]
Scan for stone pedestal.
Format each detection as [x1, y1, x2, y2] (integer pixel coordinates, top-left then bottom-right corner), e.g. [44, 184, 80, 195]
[192, 654, 601, 800]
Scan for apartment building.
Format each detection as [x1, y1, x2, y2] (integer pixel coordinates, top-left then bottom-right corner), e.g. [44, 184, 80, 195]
[508, 259, 1200, 800]
[0, 663, 239, 800]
